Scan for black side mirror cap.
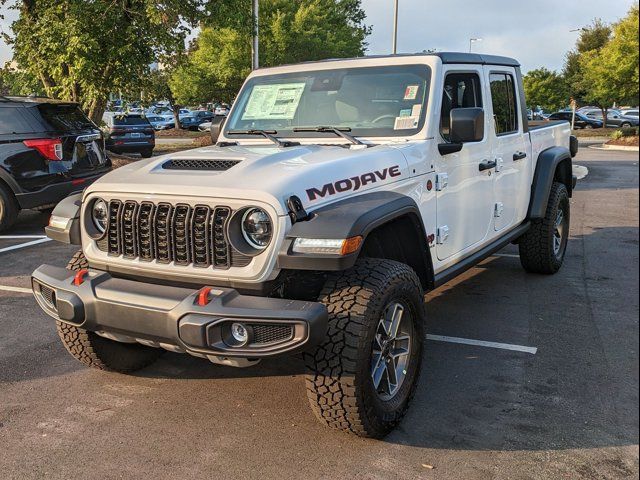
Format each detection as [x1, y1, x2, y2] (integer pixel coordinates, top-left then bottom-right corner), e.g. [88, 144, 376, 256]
[450, 107, 485, 143]
[210, 115, 227, 144]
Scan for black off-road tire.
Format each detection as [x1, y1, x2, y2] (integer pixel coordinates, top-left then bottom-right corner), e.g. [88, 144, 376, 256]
[518, 182, 570, 274]
[56, 250, 163, 373]
[0, 183, 19, 233]
[303, 259, 425, 438]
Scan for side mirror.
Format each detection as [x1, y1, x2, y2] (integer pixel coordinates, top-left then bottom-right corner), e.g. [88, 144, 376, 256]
[439, 107, 484, 155]
[210, 115, 227, 144]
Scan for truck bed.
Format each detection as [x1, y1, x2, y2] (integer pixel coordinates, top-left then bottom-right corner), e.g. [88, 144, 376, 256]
[528, 120, 572, 173]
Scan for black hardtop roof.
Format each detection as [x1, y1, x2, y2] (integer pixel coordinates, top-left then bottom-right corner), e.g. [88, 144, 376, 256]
[269, 51, 520, 69]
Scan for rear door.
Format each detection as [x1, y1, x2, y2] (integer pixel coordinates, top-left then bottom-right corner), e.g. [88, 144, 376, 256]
[435, 67, 494, 261]
[485, 69, 530, 232]
[30, 103, 110, 176]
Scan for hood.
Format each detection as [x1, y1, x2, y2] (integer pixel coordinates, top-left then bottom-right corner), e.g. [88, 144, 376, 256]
[89, 143, 410, 216]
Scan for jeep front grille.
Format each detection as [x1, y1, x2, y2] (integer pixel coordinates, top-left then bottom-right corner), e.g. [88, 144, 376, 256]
[99, 200, 251, 269]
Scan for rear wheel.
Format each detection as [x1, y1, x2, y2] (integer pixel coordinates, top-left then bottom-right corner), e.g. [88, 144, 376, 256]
[621, 122, 632, 128]
[140, 148, 154, 158]
[518, 182, 570, 274]
[0, 183, 19, 233]
[304, 259, 425, 438]
[56, 250, 163, 372]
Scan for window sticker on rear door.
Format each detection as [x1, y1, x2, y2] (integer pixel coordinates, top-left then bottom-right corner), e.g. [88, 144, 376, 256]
[242, 83, 306, 120]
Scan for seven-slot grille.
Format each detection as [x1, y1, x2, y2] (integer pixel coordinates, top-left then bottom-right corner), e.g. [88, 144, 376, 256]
[101, 200, 251, 269]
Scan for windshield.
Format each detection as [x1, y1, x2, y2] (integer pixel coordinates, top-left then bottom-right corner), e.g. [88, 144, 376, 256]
[225, 64, 431, 139]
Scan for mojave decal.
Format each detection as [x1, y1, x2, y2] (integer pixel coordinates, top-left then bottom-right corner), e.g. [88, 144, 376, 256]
[306, 166, 402, 201]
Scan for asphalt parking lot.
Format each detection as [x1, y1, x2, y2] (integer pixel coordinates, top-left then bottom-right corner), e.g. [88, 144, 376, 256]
[0, 146, 638, 479]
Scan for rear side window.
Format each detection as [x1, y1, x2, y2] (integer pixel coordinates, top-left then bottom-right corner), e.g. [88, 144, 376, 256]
[0, 107, 33, 134]
[489, 73, 519, 135]
[113, 115, 151, 126]
[36, 104, 95, 132]
[440, 72, 483, 141]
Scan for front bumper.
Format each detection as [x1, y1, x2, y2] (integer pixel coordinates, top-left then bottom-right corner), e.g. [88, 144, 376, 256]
[32, 265, 327, 360]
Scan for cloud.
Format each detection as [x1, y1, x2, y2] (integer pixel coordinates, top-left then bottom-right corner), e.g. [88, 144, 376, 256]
[362, 0, 636, 72]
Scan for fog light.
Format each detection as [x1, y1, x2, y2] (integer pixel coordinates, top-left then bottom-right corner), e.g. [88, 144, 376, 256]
[231, 323, 249, 346]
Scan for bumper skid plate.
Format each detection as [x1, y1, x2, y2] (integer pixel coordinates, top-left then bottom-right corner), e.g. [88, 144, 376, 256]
[32, 265, 328, 359]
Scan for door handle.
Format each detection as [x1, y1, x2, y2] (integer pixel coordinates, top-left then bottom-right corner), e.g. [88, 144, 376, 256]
[513, 151, 527, 161]
[479, 159, 497, 172]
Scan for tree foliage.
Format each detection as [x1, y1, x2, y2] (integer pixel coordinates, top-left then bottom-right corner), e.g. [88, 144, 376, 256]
[578, 5, 639, 115]
[170, 0, 370, 105]
[523, 67, 569, 112]
[2, 0, 202, 121]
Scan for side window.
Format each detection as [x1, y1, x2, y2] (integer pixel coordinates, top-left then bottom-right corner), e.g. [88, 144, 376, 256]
[440, 72, 483, 141]
[489, 73, 518, 135]
[0, 107, 33, 134]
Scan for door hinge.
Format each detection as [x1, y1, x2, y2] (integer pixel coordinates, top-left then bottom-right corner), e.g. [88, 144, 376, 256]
[494, 202, 504, 217]
[436, 173, 449, 191]
[437, 225, 450, 244]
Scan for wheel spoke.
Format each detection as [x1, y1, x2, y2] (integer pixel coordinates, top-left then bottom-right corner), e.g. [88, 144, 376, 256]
[386, 358, 398, 391]
[390, 346, 409, 360]
[371, 355, 386, 389]
[387, 304, 404, 339]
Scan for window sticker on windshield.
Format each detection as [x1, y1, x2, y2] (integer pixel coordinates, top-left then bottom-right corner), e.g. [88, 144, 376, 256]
[394, 116, 419, 130]
[242, 83, 306, 120]
[411, 104, 422, 117]
[399, 109, 412, 117]
[404, 85, 419, 100]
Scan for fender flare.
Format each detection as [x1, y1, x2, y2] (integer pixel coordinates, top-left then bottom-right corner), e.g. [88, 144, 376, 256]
[277, 191, 433, 275]
[527, 146, 573, 220]
[44, 192, 83, 245]
[0, 167, 22, 195]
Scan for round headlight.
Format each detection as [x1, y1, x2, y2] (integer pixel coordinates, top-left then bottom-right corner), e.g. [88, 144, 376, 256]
[92, 199, 108, 234]
[241, 207, 272, 250]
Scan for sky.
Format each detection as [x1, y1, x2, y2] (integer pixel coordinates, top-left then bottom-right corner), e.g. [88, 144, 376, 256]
[1, 0, 636, 73]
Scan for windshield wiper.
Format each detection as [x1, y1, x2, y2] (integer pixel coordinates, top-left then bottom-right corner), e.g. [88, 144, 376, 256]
[227, 129, 299, 148]
[293, 126, 365, 146]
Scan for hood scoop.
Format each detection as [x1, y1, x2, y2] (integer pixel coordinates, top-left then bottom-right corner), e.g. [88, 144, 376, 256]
[161, 158, 241, 171]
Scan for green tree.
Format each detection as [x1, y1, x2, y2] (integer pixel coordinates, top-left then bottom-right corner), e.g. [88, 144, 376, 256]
[579, 5, 639, 120]
[170, 0, 370, 105]
[0, 63, 44, 96]
[563, 18, 612, 103]
[2, 0, 202, 122]
[523, 67, 569, 113]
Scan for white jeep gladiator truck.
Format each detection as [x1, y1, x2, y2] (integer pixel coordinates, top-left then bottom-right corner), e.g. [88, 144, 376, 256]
[32, 52, 578, 438]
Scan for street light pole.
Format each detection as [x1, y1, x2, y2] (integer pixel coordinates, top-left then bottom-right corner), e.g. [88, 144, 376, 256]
[469, 37, 482, 53]
[392, 0, 399, 54]
[252, 0, 259, 70]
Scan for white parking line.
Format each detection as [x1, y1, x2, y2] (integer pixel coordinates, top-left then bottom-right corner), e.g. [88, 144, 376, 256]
[426, 334, 537, 354]
[0, 238, 52, 254]
[0, 285, 32, 294]
[0, 235, 47, 239]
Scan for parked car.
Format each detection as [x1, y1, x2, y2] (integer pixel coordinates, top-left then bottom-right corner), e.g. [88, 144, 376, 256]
[582, 109, 639, 128]
[36, 52, 578, 439]
[0, 96, 111, 232]
[180, 110, 214, 130]
[197, 121, 212, 132]
[147, 115, 175, 131]
[620, 108, 639, 118]
[548, 111, 603, 129]
[102, 113, 155, 157]
[214, 105, 230, 116]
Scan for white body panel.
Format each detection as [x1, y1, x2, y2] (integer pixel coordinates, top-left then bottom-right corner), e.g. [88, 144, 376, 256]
[83, 55, 570, 285]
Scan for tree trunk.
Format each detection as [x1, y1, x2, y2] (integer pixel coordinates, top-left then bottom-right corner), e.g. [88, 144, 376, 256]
[87, 97, 107, 125]
[601, 107, 608, 128]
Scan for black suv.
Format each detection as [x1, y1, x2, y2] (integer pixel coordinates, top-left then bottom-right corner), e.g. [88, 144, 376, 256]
[0, 96, 111, 232]
[102, 113, 155, 157]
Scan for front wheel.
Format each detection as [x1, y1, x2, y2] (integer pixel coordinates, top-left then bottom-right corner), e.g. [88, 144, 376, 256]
[518, 182, 570, 274]
[304, 259, 425, 438]
[56, 250, 163, 372]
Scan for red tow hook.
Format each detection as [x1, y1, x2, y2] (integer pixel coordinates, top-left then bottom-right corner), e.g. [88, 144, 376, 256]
[197, 287, 213, 306]
[73, 269, 89, 286]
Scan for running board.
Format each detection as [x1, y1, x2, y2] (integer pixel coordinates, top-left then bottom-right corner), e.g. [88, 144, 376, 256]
[433, 222, 530, 288]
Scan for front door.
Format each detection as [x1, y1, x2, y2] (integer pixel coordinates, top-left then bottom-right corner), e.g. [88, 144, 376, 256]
[435, 67, 495, 261]
[486, 69, 530, 232]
